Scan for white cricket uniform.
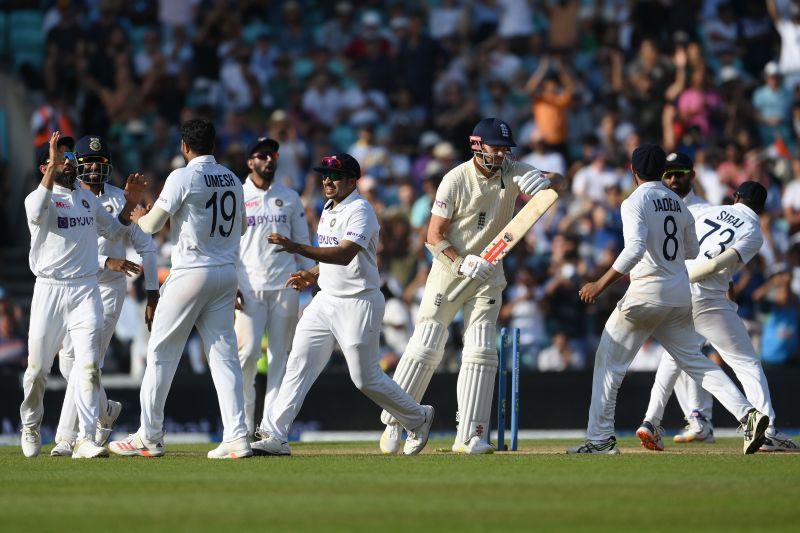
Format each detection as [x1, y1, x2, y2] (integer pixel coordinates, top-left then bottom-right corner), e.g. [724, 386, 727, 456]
[20, 183, 128, 441]
[136, 155, 248, 444]
[586, 181, 755, 441]
[381, 159, 536, 445]
[644, 201, 777, 429]
[55, 183, 159, 443]
[261, 190, 426, 441]
[235, 177, 314, 434]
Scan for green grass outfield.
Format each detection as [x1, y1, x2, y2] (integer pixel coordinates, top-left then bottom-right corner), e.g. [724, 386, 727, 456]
[1, 438, 798, 532]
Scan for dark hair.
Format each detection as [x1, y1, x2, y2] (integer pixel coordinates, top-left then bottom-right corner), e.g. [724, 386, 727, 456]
[180, 118, 216, 155]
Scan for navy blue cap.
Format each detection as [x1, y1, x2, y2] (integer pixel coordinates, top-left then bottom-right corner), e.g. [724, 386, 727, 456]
[664, 152, 694, 170]
[247, 137, 279, 157]
[36, 136, 74, 166]
[734, 181, 767, 212]
[631, 143, 666, 180]
[74, 135, 112, 162]
[471, 118, 516, 147]
[312, 153, 361, 179]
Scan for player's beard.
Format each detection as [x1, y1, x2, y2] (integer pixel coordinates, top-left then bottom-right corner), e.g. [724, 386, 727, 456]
[254, 166, 275, 184]
[54, 169, 77, 190]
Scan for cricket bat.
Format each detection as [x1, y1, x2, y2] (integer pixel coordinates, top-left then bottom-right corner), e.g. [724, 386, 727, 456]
[446, 188, 558, 302]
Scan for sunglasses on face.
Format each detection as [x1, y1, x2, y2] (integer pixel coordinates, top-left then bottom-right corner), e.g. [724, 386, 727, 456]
[321, 173, 347, 182]
[251, 151, 278, 160]
[662, 169, 692, 178]
[63, 152, 77, 165]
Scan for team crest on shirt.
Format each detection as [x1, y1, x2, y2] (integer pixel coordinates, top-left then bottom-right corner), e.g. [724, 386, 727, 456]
[274, 198, 283, 207]
[81, 199, 91, 210]
[89, 138, 102, 151]
[330, 218, 336, 227]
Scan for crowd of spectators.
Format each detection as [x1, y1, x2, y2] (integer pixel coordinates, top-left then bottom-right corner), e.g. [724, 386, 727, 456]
[3, 0, 800, 376]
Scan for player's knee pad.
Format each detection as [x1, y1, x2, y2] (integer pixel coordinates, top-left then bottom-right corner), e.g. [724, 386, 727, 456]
[380, 321, 446, 425]
[462, 321, 498, 367]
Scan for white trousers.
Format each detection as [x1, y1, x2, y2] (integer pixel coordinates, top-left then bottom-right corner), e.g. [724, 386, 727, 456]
[235, 287, 299, 434]
[137, 265, 247, 443]
[587, 295, 753, 441]
[20, 278, 103, 440]
[645, 298, 775, 428]
[261, 290, 425, 441]
[55, 278, 126, 443]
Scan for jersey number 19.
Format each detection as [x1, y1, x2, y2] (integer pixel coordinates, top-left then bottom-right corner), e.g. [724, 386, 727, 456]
[206, 191, 236, 237]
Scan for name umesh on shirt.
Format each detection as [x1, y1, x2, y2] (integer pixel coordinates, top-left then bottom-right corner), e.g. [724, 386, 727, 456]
[204, 174, 237, 187]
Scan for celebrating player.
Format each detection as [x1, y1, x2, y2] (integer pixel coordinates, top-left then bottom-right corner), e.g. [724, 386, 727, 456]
[20, 132, 147, 458]
[235, 137, 314, 437]
[109, 118, 252, 459]
[249, 153, 435, 456]
[379, 118, 553, 455]
[637, 163, 798, 452]
[50, 135, 160, 457]
[569, 143, 769, 455]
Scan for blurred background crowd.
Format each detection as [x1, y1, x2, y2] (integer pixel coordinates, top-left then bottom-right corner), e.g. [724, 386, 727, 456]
[1, 0, 800, 379]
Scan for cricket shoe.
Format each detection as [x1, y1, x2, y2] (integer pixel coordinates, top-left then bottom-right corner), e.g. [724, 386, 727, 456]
[759, 430, 799, 453]
[50, 440, 74, 457]
[403, 405, 435, 456]
[95, 399, 122, 446]
[452, 436, 495, 455]
[109, 433, 165, 457]
[251, 430, 291, 456]
[21, 427, 41, 458]
[567, 436, 621, 454]
[380, 423, 403, 455]
[72, 438, 109, 459]
[636, 421, 665, 451]
[207, 437, 253, 459]
[741, 409, 769, 455]
[673, 410, 715, 443]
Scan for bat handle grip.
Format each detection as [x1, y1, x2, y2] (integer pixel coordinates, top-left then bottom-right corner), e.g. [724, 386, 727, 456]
[446, 277, 472, 302]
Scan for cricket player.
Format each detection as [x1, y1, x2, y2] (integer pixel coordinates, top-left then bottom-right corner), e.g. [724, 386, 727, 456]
[21, 132, 147, 458]
[569, 143, 769, 455]
[637, 172, 798, 452]
[249, 153, 434, 456]
[50, 135, 160, 457]
[379, 118, 552, 455]
[109, 118, 252, 459]
[235, 136, 314, 436]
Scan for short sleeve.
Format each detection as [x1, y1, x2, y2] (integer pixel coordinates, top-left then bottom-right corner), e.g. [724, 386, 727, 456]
[342, 203, 378, 249]
[155, 169, 191, 215]
[431, 175, 457, 219]
[732, 229, 764, 265]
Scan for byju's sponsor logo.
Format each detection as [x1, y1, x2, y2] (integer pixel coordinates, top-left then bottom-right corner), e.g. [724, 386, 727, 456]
[57, 216, 94, 228]
[317, 234, 339, 246]
[248, 214, 287, 226]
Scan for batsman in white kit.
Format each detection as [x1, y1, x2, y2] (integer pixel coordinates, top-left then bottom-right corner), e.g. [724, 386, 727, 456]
[249, 153, 434, 456]
[235, 136, 314, 436]
[637, 158, 798, 452]
[51, 135, 160, 457]
[570, 143, 769, 455]
[379, 118, 554, 455]
[109, 119, 252, 459]
[20, 132, 147, 458]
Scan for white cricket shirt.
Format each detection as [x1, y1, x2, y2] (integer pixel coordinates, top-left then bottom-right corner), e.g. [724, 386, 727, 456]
[686, 202, 763, 298]
[238, 177, 314, 291]
[430, 159, 534, 286]
[25, 184, 127, 279]
[317, 191, 380, 297]
[155, 155, 244, 270]
[94, 183, 159, 290]
[612, 181, 699, 307]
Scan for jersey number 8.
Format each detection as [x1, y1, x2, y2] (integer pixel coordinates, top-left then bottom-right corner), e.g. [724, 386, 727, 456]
[662, 215, 678, 261]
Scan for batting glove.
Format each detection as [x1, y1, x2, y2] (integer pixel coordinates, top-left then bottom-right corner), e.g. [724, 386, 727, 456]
[513, 169, 550, 196]
[458, 254, 495, 281]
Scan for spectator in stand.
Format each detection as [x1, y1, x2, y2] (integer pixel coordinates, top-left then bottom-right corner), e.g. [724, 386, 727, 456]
[767, 0, 800, 91]
[317, 2, 358, 54]
[571, 147, 620, 204]
[783, 159, 800, 237]
[755, 264, 799, 365]
[753, 62, 793, 148]
[500, 267, 548, 369]
[525, 56, 575, 158]
[537, 331, 585, 372]
[520, 129, 566, 176]
[0, 313, 26, 368]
